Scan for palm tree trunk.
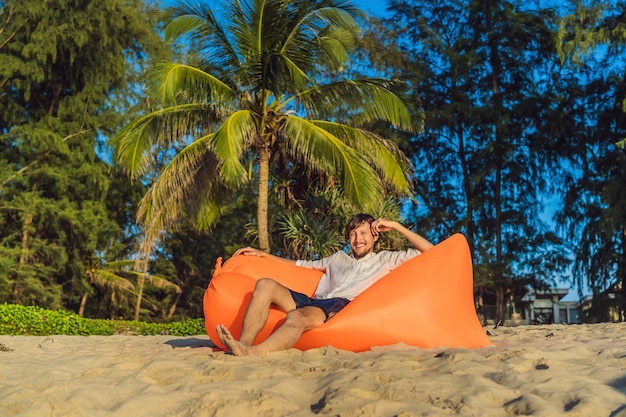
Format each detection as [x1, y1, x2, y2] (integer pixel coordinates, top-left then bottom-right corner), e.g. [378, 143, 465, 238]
[166, 291, 182, 320]
[110, 290, 117, 320]
[78, 293, 88, 317]
[13, 213, 33, 302]
[134, 274, 145, 321]
[134, 238, 152, 321]
[258, 146, 271, 252]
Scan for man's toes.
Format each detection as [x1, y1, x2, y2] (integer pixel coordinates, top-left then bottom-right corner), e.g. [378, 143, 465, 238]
[216, 325, 228, 342]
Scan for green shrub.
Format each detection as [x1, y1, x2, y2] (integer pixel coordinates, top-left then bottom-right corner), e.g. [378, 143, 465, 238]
[0, 303, 206, 336]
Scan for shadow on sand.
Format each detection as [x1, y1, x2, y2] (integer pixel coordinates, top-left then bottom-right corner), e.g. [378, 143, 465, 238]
[164, 337, 217, 349]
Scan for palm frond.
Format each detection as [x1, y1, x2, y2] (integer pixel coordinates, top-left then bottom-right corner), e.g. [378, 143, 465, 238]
[165, 1, 243, 84]
[148, 63, 236, 107]
[113, 104, 223, 178]
[281, 2, 360, 57]
[137, 138, 210, 232]
[105, 260, 136, 271]
[121, 270, 182, 294]
[212, 110, 257, 186]
[295, 79, 419, 132]
[91, 270, 135, 292]
[227, 0, 283, 89]
[113, 113, 160, 179]
[270, 54, 316, 94]
[164, 11, 204, 43]
[198, 2, 241, 66]
[191, 198, 223, 233]
[136, 125, 250, 238]
[186, 154, 239, 232]
[136, 133, 223, 233]
[137, 177, 185, 240]
[308, 120, 414, 195]
[284, 115, 383, 208]
[317, 28, 352, 67]
[273, 2, 360, 90]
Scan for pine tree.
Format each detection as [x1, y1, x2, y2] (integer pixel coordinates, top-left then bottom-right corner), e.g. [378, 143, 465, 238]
[0, 0, 167, 315]
[363, 0, 573, 323]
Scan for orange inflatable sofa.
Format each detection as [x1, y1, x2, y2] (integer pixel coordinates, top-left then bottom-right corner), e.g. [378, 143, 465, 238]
[203, 233, 490, 352]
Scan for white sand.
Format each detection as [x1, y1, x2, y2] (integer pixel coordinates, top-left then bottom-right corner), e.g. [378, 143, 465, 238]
[1, 323, 626, 416]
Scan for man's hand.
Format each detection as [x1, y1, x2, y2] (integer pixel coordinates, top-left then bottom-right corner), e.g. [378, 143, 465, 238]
[232, 247, 297, 265]
[370, 218, 397, 238]
[233, 247, 265, 257]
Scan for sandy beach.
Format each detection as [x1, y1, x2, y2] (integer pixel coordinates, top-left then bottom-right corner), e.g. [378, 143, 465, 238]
[1, 323, 626, 417]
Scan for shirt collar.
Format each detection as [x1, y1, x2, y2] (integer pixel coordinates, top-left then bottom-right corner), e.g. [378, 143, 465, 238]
[350, 251, 376, 261]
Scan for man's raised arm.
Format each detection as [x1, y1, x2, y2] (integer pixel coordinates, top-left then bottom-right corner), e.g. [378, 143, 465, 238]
[371, 218, 434, 252]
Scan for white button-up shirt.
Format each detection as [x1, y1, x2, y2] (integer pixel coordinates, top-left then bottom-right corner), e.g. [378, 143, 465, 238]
[296, 249, 421, 301]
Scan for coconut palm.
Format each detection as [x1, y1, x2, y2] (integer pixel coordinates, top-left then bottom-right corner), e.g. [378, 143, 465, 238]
[80, 258, 135, 318]
[113, 0, 419, 252]
[81, 258, 181, 320]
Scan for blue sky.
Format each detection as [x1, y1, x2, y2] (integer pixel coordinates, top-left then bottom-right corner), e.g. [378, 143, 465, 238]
[353, 0, 390, 17]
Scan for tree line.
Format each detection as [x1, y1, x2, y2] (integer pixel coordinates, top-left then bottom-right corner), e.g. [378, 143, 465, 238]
[0, 0, 624, 324]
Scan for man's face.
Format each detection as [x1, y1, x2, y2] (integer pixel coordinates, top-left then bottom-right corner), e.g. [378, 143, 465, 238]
[349, 222, 378, 259]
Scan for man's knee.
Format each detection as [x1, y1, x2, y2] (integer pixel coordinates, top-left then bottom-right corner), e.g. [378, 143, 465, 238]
[251, 278, 296, 311]
[285, 308, 325, 331]
[284, 309, 307, 329]
[254, 278, 280, 293]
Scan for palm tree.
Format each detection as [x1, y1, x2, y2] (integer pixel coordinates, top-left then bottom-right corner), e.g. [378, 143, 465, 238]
[80, 258, 135, 318]
[113, 0, 419, 253]
[81, 257, 181, 320]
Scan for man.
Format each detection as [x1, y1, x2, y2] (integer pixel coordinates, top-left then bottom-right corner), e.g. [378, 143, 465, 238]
[216, 213, 433, 356]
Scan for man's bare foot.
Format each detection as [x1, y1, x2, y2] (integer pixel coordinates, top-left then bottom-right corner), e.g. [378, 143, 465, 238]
[216, 324, 252, 356]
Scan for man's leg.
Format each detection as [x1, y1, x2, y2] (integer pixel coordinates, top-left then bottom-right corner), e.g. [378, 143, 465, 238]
[217, 306, 326, 356]
[228, 278, 297, 346]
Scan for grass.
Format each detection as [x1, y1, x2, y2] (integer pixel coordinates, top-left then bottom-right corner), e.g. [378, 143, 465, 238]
[0, 303, 206, 336]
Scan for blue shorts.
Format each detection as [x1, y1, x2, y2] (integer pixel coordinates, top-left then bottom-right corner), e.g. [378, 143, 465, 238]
[289, 290, 350, 321]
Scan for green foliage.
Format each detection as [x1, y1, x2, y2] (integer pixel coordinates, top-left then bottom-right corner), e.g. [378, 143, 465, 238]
[0, 0, 169, 317]
[0, 303, 205, 336]
[113, 0, 419, 254]
[361, 0, 574, 323]
[554, 0, 626, 321]
[1, 0, 625, 326]
[272, 182, 411, 260]
[275, 186, 350, 260]
[1, 303, 102, 335]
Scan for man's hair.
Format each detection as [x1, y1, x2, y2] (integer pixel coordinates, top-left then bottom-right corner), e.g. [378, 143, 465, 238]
[345, 213, 376, 241]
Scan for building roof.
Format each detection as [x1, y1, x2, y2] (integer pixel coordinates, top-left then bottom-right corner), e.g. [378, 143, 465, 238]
[521, 288, 570, 302]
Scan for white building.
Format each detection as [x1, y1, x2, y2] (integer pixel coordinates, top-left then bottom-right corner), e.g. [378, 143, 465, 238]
[517, 288, 582, 325]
